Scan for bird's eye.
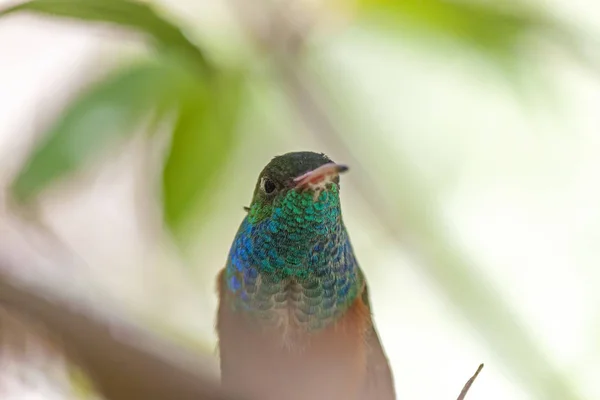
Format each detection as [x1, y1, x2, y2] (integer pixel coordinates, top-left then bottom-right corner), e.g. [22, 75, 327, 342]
[261, 177, 277, 194]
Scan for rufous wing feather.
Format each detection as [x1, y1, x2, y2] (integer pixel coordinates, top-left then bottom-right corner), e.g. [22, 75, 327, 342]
[359, 270, 396, 400]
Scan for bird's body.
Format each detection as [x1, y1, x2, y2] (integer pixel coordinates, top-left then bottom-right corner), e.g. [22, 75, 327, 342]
[216, 152, 395, 400]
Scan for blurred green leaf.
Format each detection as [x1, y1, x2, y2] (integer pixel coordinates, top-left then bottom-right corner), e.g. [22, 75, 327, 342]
[0, 0, 210, 72]
[11, 58, 201, 202]
[357, 0, 554, 60]
[162, 70, 245, 235]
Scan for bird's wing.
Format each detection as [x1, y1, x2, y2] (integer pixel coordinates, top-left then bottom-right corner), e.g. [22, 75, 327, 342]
[215, 267, 243, 389]
[359, 269, 396, 400]
[215, 267, 267, 397]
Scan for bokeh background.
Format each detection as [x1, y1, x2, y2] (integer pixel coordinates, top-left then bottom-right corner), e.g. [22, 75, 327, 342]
[1, 0, 599, 399]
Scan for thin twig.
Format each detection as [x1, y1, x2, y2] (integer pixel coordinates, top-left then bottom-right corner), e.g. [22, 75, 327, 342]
[457, 364, 484, 400]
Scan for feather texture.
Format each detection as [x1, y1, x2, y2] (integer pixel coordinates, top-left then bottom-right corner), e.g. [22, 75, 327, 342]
[216, 152, 395, 400]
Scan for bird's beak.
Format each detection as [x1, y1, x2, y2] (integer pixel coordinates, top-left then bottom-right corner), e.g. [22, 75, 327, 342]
[293, 163, 349, 189]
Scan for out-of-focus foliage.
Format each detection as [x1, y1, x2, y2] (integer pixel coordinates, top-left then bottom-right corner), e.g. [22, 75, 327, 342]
[162, 70, 246, 234]
[0, 0, 597, 399]
[355, 0, 566, 65]
[68, 366, 101, 399]
[307, 63, 584, 400]
[1, 0, 246, 237]
[11, 59, 192, 201]
[1, 0, 584, 237]
[0, 0, 211, 71]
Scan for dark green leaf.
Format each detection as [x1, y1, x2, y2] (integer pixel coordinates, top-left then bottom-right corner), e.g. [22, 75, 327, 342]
[0, 0, 210, 72]
[162, 70, 245, 236]
[11, 58, 200, 202]
[357, 0, 554, 59]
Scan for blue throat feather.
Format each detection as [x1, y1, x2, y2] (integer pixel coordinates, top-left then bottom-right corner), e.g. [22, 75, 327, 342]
[224, 179, 363, 332]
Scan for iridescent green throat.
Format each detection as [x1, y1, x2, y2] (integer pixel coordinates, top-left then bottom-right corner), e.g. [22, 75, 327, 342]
[224, 185, 362, 330]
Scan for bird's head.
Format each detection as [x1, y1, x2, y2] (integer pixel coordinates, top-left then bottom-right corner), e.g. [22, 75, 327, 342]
[227, 152, 359, 317]
[246, 151, 348, 227]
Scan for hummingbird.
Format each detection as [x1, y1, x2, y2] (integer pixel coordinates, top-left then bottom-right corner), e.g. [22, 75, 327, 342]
[216, 151, 395, 400]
